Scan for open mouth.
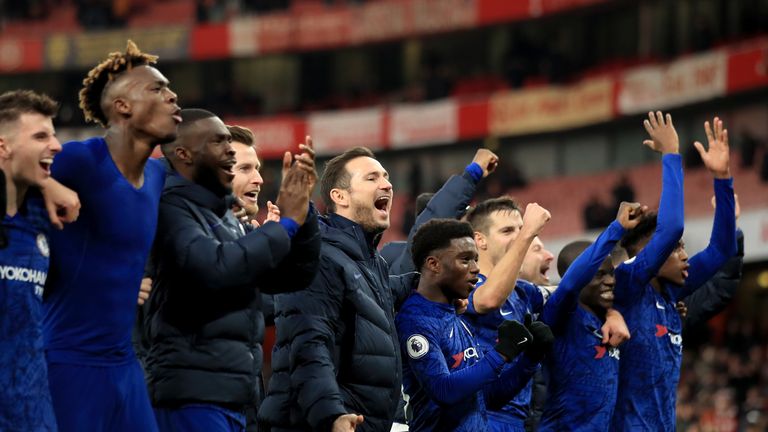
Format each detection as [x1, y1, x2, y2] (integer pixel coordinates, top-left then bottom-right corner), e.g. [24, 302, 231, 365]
[599, 288, 614, 301]
[682, 266, 690, 279]
[539, 265, 550, 283]
[468, 277, 479, 286]
[39, 158, 53, 175]
[171, 108, 182, 124]
[374, 195, 391, 215]
[242, 190, 259, 203]
[220, 160, 236, 179]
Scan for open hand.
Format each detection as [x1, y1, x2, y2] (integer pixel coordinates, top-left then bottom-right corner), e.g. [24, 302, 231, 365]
[694, 117, 731, 179]
[642, 111, 679, 155]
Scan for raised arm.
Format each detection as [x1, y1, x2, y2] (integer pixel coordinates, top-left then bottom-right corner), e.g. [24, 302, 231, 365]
[260, 204, 321, 294]
[471, 203, 551, 314]
[673, 118, 737, 299]
[157, 201, 293, 291]
[617, 112, 685, 298]
[390, 149, 498, 275]
[543, 202, 645, 331]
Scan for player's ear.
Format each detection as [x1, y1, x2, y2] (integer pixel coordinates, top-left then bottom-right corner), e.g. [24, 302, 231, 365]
[425, 255, 441, 274]
[113, 97, 131, 118]
[0, 136, 9, 159]
[474, 231, 486, 250]
[330, 188, 348, 209]
[174, 146, 193, 165]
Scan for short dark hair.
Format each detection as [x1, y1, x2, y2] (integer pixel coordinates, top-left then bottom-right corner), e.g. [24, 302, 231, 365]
[160, 108, 217, 160]
[464, 196, 521, 234]
[0, 90, 58, 129]
[557, 240, 593, 277]
[620, 211, 658, 257]
[412, 219, 475, 271]
[415, 192, 434, 216]
[320, 147, 375, 212]
[228, 125, 254, 146]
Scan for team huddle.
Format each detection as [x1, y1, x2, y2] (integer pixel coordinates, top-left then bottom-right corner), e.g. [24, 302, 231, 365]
[0, 41, 741, 432]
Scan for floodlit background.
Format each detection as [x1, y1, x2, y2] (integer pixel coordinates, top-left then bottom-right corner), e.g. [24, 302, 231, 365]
[2, 1, 768, 429]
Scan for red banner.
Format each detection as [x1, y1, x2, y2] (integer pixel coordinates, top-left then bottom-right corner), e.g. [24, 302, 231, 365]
[308, 108, 386, 155]
[190, 24, 229, 60]
[0, 37, 43, 73]
[726, 38, 768, 94]
[389, 100, 458, 148]
[476, 0, 609, 25]
[223, 116, 306, 160]
[490, 77, 614, 136]
[617, 51, 727, 114]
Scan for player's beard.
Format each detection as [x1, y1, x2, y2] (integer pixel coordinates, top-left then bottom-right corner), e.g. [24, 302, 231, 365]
[194, 163, 232, 198]
[350, 199, 387, 234]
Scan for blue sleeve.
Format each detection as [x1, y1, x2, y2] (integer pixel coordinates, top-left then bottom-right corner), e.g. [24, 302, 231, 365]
[390, 272, 419, 310]
[398, 317, 505, 406]
[615, 154, 684, 305]
[465, 163, 483, 182]
[543, 221, 625, 332]
[278, 217, 299, 238]
[671, 178, 737, 300]
[518, 280, 545, 315]
[484, 354, 539, 410]
[390, 171, 478, 275]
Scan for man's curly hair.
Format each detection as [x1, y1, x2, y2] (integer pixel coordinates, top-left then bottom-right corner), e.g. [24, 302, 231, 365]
[78, 40, 158, 127]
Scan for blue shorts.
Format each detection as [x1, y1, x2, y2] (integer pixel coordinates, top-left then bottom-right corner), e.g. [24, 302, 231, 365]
[154, 404, 246, 432]
[0, 350, 57, 431]
[47, 360, 157, 432]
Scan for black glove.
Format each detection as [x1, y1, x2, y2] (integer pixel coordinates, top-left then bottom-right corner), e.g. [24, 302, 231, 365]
[494, 320, 533, 361]
[524, 314, 554, 361]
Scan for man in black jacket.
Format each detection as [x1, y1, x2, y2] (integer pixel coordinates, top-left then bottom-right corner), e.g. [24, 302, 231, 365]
[260, 147, 417, 432]
[143, 109, 320, 432]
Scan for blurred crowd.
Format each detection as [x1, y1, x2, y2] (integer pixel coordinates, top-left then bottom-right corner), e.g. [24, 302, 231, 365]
[678, 319, 768, 432]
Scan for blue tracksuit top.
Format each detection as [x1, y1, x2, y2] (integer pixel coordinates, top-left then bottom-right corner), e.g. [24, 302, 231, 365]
[0, 195, 57, 431]
[397, 293, 537, 431]
[464, 275, 545, 427]
[539, 220, 625, 432]
[612, 154, 736, 431]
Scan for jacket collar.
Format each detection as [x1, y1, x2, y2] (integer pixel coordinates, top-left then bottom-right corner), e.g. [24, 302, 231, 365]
[163, 174, 234, 217]
[321, 213, 381, 260]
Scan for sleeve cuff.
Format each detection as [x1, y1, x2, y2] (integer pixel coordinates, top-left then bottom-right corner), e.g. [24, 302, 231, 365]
[485, 349, 506, 372]
[661, 153, 683, 163]
[465, 162, 483, 183]
[279, 217, 300, 238]
[714, 177, 734, 187]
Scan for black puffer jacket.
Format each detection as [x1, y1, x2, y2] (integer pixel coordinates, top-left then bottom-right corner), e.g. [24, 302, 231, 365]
[259, 213, 417, 432]
[144, 175, 320, 412]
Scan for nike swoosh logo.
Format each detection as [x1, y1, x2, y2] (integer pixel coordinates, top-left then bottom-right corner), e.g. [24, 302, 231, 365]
[354, 273, 362, 280]
[500, 309, 515, 316]
[656, 301, 665, 310]
[517, 337, 528, 345]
